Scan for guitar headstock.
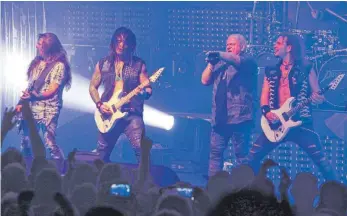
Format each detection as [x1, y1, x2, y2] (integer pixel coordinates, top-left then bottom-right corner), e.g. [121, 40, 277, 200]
[328, 74, 345, 90]
[149, 67, 165, 83]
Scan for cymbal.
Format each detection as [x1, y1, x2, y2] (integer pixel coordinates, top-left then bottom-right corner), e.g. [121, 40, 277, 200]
[247, 14, 282, 24]
[273, 29, 313, 35]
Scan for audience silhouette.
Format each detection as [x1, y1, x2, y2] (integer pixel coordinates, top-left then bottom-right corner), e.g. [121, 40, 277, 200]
[1, 101, 346, 216]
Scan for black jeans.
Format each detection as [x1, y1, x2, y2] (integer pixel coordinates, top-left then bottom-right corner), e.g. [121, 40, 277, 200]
[208, 120, 253, 177]
[247, 125, 338, 181]
[96, 114, 145, 163]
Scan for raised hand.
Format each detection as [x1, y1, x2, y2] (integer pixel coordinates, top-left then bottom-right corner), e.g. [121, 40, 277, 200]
[17, 190, 35, 215]
[205, 51, 220, 65]
[94, 158, 105, 172]
[279, 167, 291, 194]
[67, 148, 77, 166]
[141, 132, 153, 152]
[1, 107, 17, 132]
[259, 159, 278, 177]
[54, 192, 74, 216]
[261, 159, 278, 170]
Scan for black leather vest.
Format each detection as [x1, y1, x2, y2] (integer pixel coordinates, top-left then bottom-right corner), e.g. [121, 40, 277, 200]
[98, 56, 145, 114]
[265, 61, 313, 123]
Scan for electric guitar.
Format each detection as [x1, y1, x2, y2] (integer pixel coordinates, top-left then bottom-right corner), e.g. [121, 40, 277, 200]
[95, 67, 165, 133]
[261, 74, 345, 143]
[15, 81, 36, 133]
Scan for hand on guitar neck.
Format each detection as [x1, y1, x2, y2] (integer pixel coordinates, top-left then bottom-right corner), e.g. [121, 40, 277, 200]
[264, 91, 324, 123]
[310, 91, 325, 105]
[98, 86, 146, 116]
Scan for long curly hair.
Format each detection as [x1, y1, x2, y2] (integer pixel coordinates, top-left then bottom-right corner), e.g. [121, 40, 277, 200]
[27, 33, 72, 90]
[278, 33, 305, 65]
[106, 27, 136, 63]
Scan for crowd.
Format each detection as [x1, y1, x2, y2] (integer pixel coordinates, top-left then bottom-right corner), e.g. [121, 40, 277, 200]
[1, 101, 347, 216]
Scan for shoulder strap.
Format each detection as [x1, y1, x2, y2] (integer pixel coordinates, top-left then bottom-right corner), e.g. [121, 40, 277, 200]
[32, 61, 60, 92]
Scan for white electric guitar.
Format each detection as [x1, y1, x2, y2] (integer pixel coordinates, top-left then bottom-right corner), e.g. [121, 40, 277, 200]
[261, 74, 345, 143]
[95, 67, 165, 133]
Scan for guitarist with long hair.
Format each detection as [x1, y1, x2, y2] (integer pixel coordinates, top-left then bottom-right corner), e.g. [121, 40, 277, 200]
[247, 33, 337, 181]
[89, 27, 152, 165]
[16, 32, 72, 161]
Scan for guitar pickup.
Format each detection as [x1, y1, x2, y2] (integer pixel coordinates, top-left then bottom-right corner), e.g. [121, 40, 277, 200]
[282, 113, 289, 121]
[270, 121, 281, 130]
[278, 126, 284, 132]
[112, 104, 117, 113]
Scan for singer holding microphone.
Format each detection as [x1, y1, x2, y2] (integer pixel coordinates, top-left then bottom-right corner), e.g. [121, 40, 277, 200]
[201, 34, 258, 178]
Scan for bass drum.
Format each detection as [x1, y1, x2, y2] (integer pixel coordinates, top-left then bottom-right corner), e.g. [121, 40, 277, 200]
[318, 55, 347, 109]
[256, 52, 279, 68]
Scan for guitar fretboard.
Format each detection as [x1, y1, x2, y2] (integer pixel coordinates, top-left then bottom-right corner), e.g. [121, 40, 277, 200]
[287, 98, 312, 117]
[287, 85, 331, 118]
[112, 67, 163, 109]
[115, 80, 150, 109]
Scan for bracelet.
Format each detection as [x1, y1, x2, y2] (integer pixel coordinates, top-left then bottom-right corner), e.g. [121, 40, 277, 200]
[207, 64, 214, 71]
[261, 105, 271, 116]
[96, 101, 103, 109]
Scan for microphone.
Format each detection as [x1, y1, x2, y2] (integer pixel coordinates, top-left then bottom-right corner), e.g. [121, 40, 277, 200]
[205, 52, 220, 65]
[207, 52, 220, 59]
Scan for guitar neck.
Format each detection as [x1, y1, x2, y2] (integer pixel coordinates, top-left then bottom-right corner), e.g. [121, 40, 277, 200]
[287, 98, 312, 117]
[112, 67, 164, 108]
[287, 86, 330, 117]
[116, 80, 150, 107]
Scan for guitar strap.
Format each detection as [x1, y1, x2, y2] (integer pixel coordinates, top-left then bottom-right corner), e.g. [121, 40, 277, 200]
[16, 61, 58, 133]
[32, 61, 58, 92]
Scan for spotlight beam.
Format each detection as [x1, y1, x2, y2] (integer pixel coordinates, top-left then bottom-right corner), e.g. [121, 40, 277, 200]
[63, 73, 174, 130]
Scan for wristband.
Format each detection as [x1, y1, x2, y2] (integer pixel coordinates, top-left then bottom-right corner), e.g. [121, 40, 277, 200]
[142, 89, 152, 100]
[96, 101, 103, 109]
[261, 105, 271, 116]
[143, 91, 151, 100]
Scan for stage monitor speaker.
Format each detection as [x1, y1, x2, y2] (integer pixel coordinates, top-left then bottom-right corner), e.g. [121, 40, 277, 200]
[73, 151, 180, 187]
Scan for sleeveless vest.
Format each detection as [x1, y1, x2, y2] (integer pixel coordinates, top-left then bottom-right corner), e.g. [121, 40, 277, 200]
[98, 56, 145, 114]
[265, 61, 313, 123]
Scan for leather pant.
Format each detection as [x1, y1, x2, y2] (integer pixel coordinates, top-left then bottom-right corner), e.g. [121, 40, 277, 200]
[208, 121, 252, 177]
[96, 114, 145, 163]
[246, 125, 337, 181]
